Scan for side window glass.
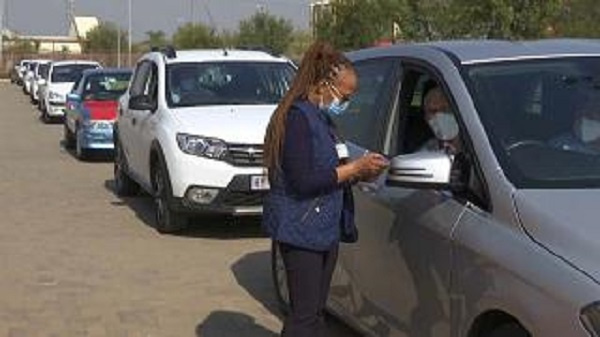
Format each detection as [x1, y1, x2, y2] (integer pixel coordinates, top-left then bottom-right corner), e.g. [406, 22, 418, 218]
[333, 59, 398, 152]
[145, 63, 159, 100]
[395, 70, 463, 155]
[129, 61, 151, 97]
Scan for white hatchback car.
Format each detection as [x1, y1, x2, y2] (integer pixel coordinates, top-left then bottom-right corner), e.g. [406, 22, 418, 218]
[114, 47, 295, 233]
[40, 60, 101, 123]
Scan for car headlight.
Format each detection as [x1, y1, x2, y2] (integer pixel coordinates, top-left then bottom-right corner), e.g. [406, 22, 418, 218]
[581, 302, 600, 336]
[176, 133, 228, 160]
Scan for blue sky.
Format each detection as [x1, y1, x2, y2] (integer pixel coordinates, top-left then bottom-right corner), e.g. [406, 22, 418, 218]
[4, 0, 312, 40]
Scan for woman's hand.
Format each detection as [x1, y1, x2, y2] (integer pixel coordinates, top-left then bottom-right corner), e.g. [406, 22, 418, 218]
[336, 152, 389, 184]
[353, 153, 389, 181]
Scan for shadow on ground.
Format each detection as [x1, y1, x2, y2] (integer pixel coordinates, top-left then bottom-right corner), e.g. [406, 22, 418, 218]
[59, 139, 115, 163]
[231, 251, 362, 336]
[195, 310, 278, 337]
[103, 179, 266, 239]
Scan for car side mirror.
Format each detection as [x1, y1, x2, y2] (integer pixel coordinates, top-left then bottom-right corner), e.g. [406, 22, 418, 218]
[386, 152, 452, 189]
[129, 95, 156, 111]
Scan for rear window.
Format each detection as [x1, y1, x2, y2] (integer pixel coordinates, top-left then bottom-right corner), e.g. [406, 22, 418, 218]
[51, 64, 99, 83]
[83, 72, 132, 101]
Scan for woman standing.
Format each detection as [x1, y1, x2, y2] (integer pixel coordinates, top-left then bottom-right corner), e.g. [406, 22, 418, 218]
[263, 41, 389, 337]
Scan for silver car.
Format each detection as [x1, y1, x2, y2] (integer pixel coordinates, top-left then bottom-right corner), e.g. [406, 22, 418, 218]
[273, 39, 600, 337]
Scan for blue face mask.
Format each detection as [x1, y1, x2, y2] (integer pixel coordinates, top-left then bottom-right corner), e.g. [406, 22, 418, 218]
[328, 97, 350, 116]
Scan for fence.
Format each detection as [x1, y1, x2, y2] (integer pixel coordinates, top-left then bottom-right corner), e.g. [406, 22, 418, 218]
[1, 52, 145, 78]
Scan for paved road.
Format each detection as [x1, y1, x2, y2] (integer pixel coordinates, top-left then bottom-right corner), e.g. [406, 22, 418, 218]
[0, 83, 359, 337]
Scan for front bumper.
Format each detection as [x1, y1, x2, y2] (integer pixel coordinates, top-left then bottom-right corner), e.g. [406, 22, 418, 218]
[172, 175, 266, 216]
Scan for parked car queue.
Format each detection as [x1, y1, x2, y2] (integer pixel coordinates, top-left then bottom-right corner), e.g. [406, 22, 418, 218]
[11, 39, 600, 337]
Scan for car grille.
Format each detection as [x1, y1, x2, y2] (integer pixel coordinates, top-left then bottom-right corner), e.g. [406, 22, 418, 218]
[220, 191, 265, 207]
[226, 144, 264, 167]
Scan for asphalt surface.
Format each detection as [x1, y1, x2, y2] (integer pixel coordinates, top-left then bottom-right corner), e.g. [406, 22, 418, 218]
[0, 82, 359, 337]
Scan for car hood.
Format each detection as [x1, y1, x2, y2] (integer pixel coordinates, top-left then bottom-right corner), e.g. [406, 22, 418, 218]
[49, 82, 74, 96]
[171, 105, 276, 144]
[514, 190, 600, 282]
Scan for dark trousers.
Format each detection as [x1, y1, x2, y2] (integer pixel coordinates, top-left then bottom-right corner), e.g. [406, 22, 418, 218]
[279, 242, 339, 337]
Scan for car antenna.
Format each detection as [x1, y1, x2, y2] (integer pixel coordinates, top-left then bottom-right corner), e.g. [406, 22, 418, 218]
[201, 0, 228, 56]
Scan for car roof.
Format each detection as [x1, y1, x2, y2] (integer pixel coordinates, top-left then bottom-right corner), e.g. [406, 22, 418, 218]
[52, 60, 101, 67]
[155, 49, 290, 64]
[352, 39, 600, 65]
[81, 68, 133, 76]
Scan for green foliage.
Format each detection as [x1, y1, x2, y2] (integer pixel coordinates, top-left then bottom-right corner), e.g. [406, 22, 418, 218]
[236, 10, 294, 55]
[84, 21, 128, 52]
[316, 0, 394, 49]
[315, 0, 576, 49]
[555, 0, 600, 38]
[172, 23, 220, 49]
[286, 30, 314, 62]
[145, 30, 168, 48]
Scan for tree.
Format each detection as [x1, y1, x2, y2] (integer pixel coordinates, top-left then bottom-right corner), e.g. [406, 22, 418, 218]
[316, 0, 393, 50]
[316, 0, 566, 48]
[446, 0, 562, 39]
[236, 10, 294, 55]
[145, 30, 168, 48]
[553, 0, 600, 38]
[84, 21, 128, 52]
[172, 23, 220, 49]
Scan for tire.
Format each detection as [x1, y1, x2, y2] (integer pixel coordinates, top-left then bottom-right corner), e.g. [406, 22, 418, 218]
[64, 123, 75, 149]
[271, 241, 290, 313]
[485, 323, 530, 337]
[152, 155, 188, 234]
[113, 139, 139, 197]
[75, 128, 88, 160]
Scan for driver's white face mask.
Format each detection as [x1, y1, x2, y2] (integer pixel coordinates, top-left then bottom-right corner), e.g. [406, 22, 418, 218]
[579, 117, 600, 143]
[427, 112, 459, 141]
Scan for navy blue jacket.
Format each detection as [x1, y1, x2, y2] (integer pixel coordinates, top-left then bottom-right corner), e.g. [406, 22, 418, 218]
[262, 100, 345, 251]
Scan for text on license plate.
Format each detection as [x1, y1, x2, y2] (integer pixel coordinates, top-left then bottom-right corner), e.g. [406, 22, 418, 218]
[250, 175, 270, 191]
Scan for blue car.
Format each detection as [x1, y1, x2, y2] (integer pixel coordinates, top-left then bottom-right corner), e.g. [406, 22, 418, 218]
[63, 68, 132, 159]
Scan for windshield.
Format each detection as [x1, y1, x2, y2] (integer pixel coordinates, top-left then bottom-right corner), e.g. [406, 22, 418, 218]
[51, 64, 99, 83]
[466, 57, 600, 188]
[38, 64, 50, 79]
[166, 62, 295, 107]
[82, 72, 132, 101]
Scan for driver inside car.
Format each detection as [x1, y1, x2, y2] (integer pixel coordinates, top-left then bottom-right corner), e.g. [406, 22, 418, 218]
[419, 85, 462, 155]
[551, 95, 600, 155]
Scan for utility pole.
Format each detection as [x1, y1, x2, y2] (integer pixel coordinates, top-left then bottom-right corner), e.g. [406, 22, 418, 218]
[0, 0, 5, 65]
[128, 0, 132, 66]
[190, 0, 195, 23]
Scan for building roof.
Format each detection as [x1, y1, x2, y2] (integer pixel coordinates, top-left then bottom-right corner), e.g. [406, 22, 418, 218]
[69, 16, 100, 39]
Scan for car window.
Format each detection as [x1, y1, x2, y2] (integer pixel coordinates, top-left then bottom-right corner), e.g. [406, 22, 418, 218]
[38, 64, 50, 79]
[129, 61, 153, 97]
[333, 58, 398, 152]
[82, 73, 132, 101]
[465, 57, 600, 188]
[165, 62, 295, 108]
[71, 76, 83, 93]
[51, 64, 99, 83]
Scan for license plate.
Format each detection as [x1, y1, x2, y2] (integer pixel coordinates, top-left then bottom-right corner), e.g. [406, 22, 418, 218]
[250, 175, 270, 191]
